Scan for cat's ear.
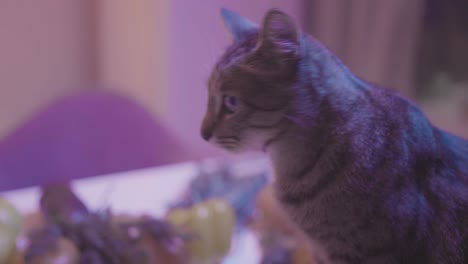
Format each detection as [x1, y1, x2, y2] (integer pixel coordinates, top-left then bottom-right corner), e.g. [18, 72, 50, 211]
[257, 9, 299, 58]
[221, 8, 258, 41]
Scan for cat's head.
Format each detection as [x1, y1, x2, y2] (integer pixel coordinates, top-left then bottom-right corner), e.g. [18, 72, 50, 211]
[200, 8, 301, 152]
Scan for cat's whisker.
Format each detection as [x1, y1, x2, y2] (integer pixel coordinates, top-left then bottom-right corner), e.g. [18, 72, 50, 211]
[221, 144, 237, 150]
[215, 138, 239, 149]
[217, 138, 239, 143]
[218, 136, 240, 141]
[217, 142, 239, 147]
[216, 141, 238, 147]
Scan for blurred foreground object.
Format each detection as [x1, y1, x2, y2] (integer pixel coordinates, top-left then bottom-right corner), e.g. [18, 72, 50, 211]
[171, 162, 268, 228]
[0, 197, 22, 263]
[1, 156, 268, 263]
[23, 182, 188, 264]
[167, 198, 235, 264]
[253, 186, 317, 264]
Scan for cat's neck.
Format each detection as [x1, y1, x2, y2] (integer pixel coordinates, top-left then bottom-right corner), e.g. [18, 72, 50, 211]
[267, 108, 345, 182]
[267, 35, 368, 180]
[303, 34, 370, 93]
[267, 125, 322, 180]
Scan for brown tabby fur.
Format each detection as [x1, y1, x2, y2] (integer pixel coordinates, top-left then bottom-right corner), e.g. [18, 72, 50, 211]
[201, 8, 468, 264]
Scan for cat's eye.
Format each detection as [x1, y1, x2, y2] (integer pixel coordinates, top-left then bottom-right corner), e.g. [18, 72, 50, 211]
[223, 95, 239, 113]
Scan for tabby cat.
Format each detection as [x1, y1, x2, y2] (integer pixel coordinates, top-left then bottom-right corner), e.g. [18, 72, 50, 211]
[200, 8, 468, 264]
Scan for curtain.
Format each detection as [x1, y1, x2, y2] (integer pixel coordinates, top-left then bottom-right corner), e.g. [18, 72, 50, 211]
[95, 0, 168, 117]
[304, 0, 425, 97]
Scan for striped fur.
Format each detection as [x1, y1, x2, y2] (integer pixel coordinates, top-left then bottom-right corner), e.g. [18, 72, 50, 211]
[201, 8, 468, 263]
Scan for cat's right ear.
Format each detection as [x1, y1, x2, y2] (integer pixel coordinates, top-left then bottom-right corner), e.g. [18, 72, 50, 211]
[221, 8, 258, 41]
[257, 9, 299, 59]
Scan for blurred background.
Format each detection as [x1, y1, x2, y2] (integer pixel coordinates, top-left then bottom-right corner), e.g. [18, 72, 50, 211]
[0, 0, 466, 190]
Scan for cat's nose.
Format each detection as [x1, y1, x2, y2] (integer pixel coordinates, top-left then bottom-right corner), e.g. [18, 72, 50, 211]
[201, 125, 213, 141]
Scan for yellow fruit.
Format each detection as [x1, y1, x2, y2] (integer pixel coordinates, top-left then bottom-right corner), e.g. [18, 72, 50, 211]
[0, 234, 17, 264]
[0, 198, 22, 264]
[166, 199, 235, 264]
[0, 198, 21, 236]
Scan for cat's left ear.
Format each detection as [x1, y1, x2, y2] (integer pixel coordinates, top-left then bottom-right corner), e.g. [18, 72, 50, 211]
[257, 9, 299, 58]
[221, 8, 258, 41]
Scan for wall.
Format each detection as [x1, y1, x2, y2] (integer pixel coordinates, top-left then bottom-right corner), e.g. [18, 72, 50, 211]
[0, 0, 96, 138]
[95, 0, 168, 117]
[0, 0, 169, 141]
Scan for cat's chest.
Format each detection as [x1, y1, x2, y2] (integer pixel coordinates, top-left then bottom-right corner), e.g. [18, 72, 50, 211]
[275, 180, 361, 231]
[274, 176, 395, 259]
[272, 163, 356, 223]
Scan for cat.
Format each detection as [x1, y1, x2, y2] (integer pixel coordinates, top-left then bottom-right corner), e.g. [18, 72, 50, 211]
[200, 8, 468, 264]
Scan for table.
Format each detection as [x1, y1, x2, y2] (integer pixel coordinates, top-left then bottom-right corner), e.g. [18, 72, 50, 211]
[1, 154, 270, 263]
